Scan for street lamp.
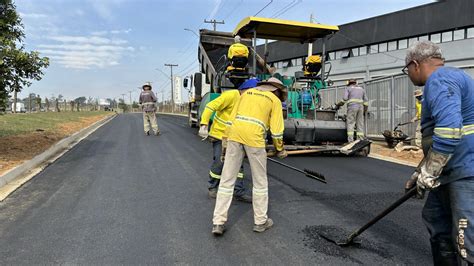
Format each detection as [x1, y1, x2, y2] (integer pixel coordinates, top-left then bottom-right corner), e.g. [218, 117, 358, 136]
[184, 28, 199, 37]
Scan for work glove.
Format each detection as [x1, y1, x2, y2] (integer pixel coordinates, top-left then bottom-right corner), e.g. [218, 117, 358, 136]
[335, 101, 344, 107]
[276, 149, 288, 159]
[409, 148, 451, 199]
[363, 105, 368, 114]
[198, 125, 209, 140]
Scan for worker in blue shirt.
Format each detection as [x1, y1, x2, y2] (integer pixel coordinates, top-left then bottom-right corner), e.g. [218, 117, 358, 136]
[404, 40, 474, 265]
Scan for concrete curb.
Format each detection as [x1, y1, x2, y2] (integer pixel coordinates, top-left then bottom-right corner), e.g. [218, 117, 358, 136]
[0, 114, 117, 201]
[368, 153, 418, 167]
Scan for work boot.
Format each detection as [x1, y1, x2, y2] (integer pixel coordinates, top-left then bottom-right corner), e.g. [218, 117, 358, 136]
[212, 224, 225, 236]
[154, 131, 161, 136]
[253, 218, 274, 233]
[234, 194, 252, 203]
[145, 131, 150, 136]
[208, 188, 217, 199]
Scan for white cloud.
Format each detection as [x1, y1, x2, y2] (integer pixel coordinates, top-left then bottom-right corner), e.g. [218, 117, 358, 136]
[92, 29, 132, 36]
[19, 12, 48, 19]
[39, 35, 134, 69]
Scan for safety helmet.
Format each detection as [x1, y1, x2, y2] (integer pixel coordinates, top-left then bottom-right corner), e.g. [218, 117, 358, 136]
[347, 79, 357, 85]
[234, 35, 241, 43]
[414, 89, 423, 97]
[238, 78, 259, 90]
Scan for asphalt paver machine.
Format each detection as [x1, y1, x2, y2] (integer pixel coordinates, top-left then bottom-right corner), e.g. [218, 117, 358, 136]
[233, 17, 371, 156]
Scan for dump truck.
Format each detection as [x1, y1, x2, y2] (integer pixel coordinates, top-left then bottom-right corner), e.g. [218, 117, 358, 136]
[187, 17, 371, 156]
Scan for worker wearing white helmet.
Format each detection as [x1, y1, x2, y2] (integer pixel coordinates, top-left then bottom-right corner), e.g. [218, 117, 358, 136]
[139, 84, 160, 136]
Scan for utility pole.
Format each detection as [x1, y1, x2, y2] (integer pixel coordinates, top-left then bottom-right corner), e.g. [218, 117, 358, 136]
[128, 90, 133, 110]
[164, 63, 178, 113]
[121, 93, 126, 112]
[204, 19, 224, 31]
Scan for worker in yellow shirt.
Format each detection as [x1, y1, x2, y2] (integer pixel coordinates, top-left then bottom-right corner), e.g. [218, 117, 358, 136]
[212, 77, 288, 236]
[199, 79, 260, 202]
[411, 89, 423, 147]
[226, 35, 249, 72]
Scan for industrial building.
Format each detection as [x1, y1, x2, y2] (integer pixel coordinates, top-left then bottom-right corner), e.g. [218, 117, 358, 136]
[259, 0, 474, 84]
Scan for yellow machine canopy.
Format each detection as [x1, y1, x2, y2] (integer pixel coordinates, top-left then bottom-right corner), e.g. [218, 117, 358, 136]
[233, 16, 339, 42]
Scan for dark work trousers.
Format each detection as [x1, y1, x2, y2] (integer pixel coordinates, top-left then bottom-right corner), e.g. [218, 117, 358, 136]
[209, 140, 246, 196]
[422, 176, 474, 265]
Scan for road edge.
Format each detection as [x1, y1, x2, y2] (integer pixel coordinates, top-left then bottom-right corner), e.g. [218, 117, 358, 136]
[0, 113, 117, 201]
[368, 153, 418, 167]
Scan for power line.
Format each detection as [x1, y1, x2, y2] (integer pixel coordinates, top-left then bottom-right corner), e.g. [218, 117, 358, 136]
[223, 0, 242, 21]
[270, 0, 296, 18]
[164, 63, 178, 113]
[254, 0, 273, 16]
[272, 0, 301, 18]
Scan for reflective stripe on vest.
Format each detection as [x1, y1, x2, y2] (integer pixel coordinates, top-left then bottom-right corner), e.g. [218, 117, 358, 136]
[209, 171, 221, 179]
[252, 187, 268, 195]
[434, 124, 474, 139]
[347, 99, 364, 104]
[235, 115, 267, 131]
[214, 114, 231, 126]
[218, 186, 233, 196]
[205, 106, 216, 112]
[434, 127, 462, 139]
[142, 102, 155, 105]
[271, 132, 283, 139]
[463, 124, 474, 136]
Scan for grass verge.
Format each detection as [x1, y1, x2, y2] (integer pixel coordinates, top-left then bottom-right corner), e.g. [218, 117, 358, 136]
[0, 111, 110, 137]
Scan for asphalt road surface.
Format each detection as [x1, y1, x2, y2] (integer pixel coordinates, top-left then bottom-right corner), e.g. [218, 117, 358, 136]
[0, 113, 431, 264]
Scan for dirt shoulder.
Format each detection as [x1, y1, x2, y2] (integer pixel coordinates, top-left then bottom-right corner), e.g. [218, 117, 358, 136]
[370, 141, 423, 166]
[0, 112, 112, 176]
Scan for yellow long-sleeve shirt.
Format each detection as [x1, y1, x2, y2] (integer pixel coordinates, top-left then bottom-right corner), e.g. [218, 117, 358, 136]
[200, 90, 240, 140]
[415, 100, 422, 120]
[225, 88, 284, 151]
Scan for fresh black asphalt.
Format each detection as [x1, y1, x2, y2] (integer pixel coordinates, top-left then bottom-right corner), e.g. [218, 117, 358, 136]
[0, 113, 431, 264]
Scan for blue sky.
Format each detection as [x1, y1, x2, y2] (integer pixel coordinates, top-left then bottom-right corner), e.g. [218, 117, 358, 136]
[16, 0, 434, 103]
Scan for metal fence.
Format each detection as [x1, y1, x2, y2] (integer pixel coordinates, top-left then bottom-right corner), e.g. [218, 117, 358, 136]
[320, 74, 420, 138]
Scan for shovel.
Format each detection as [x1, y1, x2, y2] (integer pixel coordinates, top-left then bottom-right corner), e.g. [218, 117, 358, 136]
[393, 121, 414, 131]
[318, 186, 417, 246]
[267, 157, 326, 184]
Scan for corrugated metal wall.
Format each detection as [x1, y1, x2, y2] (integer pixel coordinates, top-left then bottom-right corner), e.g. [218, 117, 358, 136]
[321, 74, 421, 138]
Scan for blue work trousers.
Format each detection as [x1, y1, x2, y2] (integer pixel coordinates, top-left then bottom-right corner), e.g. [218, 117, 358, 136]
[209, 140, 245, 196]
[422, 176, 474, 264]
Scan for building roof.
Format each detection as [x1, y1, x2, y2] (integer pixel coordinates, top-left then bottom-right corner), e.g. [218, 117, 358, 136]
[258, 0, 474, 62]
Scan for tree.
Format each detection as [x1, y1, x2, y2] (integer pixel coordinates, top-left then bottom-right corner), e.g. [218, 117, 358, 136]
[45, 97, 49, 111]
[0, 1, 49, 112]
[56, 94, 63, 112]
[74, 96, 86, 111]
[118, 98, 128, 112]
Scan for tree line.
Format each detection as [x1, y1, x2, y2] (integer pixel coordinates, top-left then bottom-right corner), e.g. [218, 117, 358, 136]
[0, 0, 49, 113]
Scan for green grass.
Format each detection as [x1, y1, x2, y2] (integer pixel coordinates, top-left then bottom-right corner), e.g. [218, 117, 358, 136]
[0, 111, 110, 137]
